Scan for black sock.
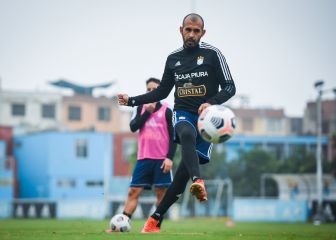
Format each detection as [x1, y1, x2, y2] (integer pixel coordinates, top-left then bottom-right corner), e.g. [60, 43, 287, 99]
[154, 162, 189, 217]
[122, 211, 132, 219]
[157, 215, 164, 228]
[151, 212, 162, 221]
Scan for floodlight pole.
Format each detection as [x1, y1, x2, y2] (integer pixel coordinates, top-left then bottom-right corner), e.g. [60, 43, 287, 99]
[313, 80, 324, 225]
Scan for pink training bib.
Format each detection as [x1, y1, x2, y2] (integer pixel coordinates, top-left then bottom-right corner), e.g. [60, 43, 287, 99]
[137, 103, 169, 160]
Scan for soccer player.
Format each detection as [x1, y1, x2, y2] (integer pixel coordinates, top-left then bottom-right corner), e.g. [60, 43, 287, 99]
[117, 78, 176, 233]
[118, 13, 236, 233]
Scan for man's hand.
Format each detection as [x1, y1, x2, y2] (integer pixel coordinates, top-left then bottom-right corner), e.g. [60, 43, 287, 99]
[118, 93, 129, 106]
[145, 103, 156, 113]
[198, 103, 211, 114]
[160, 158, 173, 173]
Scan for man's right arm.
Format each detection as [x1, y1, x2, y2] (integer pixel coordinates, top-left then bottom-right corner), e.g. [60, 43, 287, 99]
[128, 59, 175, 107]
[129, 106, 151, 132]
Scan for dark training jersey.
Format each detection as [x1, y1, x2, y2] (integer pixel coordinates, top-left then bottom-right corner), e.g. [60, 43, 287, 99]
[128, 42, 236, 114]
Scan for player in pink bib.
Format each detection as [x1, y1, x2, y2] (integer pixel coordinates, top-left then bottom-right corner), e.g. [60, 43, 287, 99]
[121, 78, 176, 232]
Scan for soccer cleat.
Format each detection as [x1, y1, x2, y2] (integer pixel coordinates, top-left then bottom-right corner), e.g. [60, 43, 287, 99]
[141, 216, 160, 233]
[190, 179, 208, 202]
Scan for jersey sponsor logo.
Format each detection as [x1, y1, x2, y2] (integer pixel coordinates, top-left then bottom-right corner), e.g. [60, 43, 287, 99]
[174, 71, 208, 81]
[197, 56, 204, 65]
[177, 84, 206, 97]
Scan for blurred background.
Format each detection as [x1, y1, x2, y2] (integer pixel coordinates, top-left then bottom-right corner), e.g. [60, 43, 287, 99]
[0, 0, 335, 224]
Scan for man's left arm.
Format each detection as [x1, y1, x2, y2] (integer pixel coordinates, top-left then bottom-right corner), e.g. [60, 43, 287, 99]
[161, 107, 176, 173]
[206, 50, 236, 105]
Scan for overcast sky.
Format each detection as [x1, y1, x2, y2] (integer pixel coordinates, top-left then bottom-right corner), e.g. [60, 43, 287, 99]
[0, 0, 335, 117]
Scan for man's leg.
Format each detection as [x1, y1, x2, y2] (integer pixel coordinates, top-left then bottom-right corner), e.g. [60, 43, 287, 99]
[123, 187, 144, 218]
[175, 121, 201, 181]
[176, 121, 207, 202]
[151, 121, 204, 217]
[106, 187, 143, 233]
[155, 187, 166, 205]
[154, 187, 167, 228]
[152, 162, 189, 218]
[141, 162, 189, 232]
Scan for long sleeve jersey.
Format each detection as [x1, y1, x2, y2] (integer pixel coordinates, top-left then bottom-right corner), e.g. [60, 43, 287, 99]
[128, 42, 236, 114]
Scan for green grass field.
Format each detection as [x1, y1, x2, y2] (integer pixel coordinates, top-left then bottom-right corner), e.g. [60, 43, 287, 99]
[0, 218, 335, 240]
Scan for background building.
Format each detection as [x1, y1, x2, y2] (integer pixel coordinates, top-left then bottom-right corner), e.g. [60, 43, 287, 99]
[233, 108, 290, 136]
[303, 99, 336, 136]
[62, 95, 130, 132]
[0, 91, 63, 133]
[14, 132, 113, 199]
[0, 89, 132, 134]
[0, 140, 13, 200]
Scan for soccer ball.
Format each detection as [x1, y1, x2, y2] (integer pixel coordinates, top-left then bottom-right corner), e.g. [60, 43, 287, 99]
[197, 105, 235, 143]
[110, 214, 131, 232]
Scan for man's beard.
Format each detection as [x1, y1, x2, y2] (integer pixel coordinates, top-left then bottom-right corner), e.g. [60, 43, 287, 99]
[184, 38, 198, 48]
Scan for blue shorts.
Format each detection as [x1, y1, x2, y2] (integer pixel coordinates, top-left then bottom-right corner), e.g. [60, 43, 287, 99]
[130, 159, 173, 190]
[173, 110, 213, 164]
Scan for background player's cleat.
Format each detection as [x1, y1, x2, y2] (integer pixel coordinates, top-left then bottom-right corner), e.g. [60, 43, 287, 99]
[190, 179, 208, 202]
[141, 216, 160, 233]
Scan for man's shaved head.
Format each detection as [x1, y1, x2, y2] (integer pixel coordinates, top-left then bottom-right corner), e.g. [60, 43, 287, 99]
[182, 13, 204, 28]
[180, 13, 206, 48]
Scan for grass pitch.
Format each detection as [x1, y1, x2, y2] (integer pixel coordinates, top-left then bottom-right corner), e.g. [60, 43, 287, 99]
[0, 218, 335, 240]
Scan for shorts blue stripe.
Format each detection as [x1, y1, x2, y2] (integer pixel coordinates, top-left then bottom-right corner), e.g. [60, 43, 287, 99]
[174, 120, 198, 137]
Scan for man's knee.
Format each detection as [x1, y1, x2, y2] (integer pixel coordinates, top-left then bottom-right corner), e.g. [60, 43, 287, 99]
[176, 124, 195, 142]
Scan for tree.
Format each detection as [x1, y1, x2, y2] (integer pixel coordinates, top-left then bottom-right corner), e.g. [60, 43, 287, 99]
[226, 148, 278, 196]
[202, 145, 228, 179]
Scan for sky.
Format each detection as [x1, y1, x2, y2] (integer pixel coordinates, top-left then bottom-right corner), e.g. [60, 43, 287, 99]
[0, 0, 335, 117]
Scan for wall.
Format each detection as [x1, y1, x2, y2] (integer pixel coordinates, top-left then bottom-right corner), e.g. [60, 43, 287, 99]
[233, 198, 308, 222]
[47, 132, 112, 199]
[14, 133, 49, 198]
[0, 126, 13, 155]
[113, 133, 137, 176]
